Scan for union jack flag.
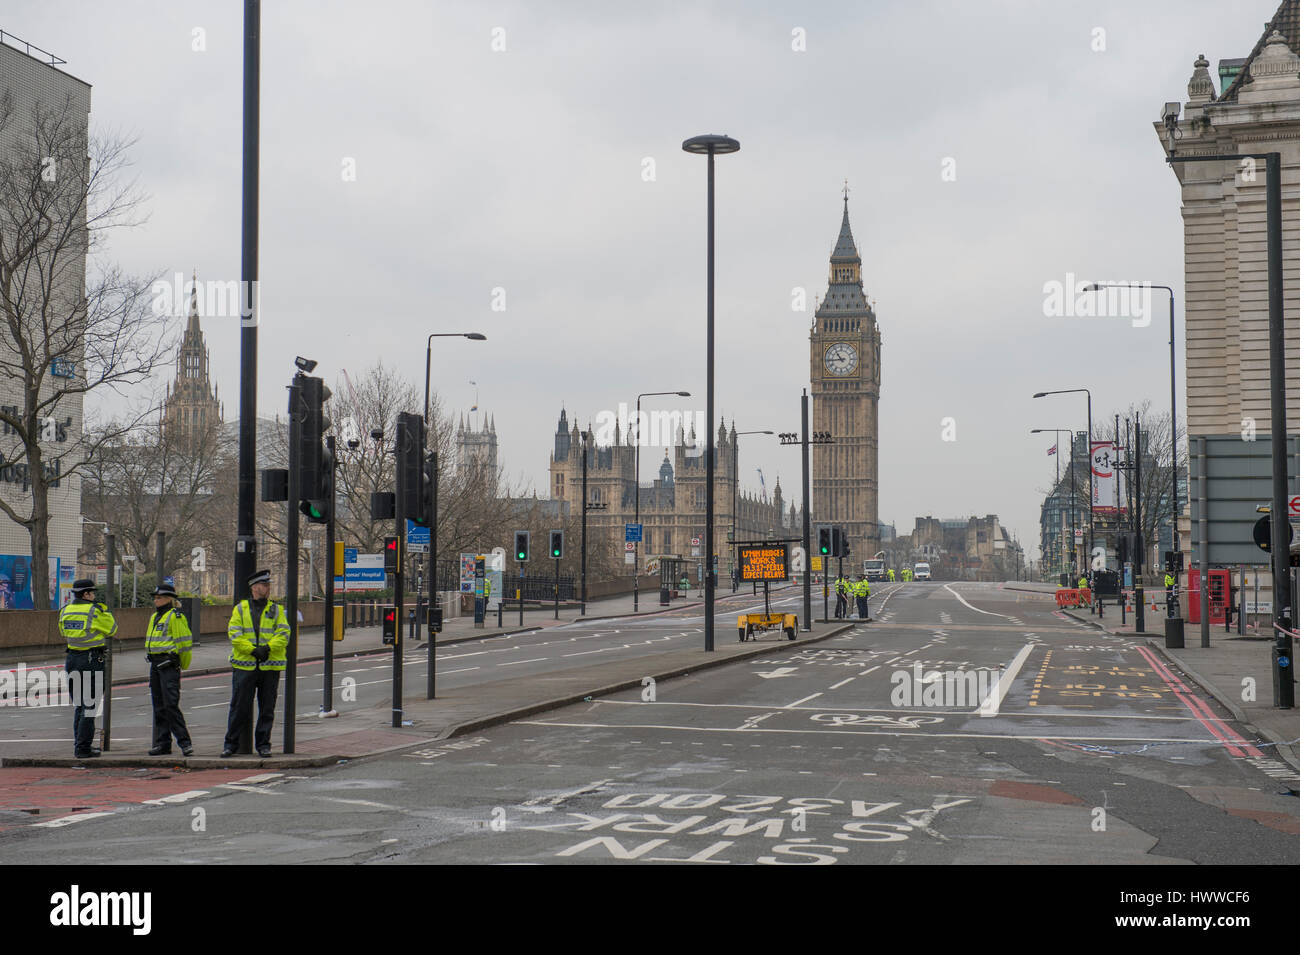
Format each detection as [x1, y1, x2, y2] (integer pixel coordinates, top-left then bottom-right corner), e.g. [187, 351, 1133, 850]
[1047, 444, 1057, 456]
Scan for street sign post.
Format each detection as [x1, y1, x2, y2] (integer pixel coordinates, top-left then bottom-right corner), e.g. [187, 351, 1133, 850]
[624, 523, 643, 543]
[406, 520, 430, 554]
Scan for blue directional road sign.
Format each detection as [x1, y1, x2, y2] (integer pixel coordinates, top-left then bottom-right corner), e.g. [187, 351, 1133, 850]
[406, 520, 430, 551]
[344, 547, 358, 564]
[625, 523, 643, 543]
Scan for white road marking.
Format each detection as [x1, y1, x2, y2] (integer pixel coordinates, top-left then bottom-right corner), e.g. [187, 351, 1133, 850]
[943, 583, 1009, 618]
[829, 677, 856, 690]
[498, 657, 546, 667]
[34, 811, 116, 828]
[974, 643, 1035, 717]
[785, 692, 823, 709]
[516, 719, 1223, 745]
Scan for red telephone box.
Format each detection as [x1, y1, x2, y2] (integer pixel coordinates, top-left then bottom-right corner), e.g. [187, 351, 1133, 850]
[1187, 569, 1229, 625]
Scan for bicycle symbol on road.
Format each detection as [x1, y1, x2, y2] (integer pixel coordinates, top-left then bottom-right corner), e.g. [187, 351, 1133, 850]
[811, 713, 945, 729]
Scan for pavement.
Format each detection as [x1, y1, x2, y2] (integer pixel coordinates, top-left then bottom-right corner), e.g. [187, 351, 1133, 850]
[0, 581, 858, 770]
[1060, 597, 1300, 777]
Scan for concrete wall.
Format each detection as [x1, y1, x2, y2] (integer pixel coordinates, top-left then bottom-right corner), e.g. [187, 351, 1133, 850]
[0, 600, 326, 655]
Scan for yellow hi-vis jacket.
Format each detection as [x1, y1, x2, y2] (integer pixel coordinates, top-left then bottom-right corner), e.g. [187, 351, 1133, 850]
[146, 607, 193, 669]
[835, 577, 848, 595]
[1164, 573, 1175, 588]
[854, 580, 871, 597]
[59, 599, 118, 651]
[1078, 577, 1088, 590]
[228, 599, 290, 671]
[887, 569, 895, 581]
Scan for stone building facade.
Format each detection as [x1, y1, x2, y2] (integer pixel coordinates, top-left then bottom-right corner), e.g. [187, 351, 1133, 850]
[456, 413, 498, 479]
[0, 37, 92, 606]
[1158, 3, 1300, 600]
[547, 409, 795, 579]
[810, 195, 882, 562]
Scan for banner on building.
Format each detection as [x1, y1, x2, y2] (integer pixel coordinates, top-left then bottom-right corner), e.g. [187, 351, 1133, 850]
[0, 556, 62, 609]
[1091, 441, 1124, 515]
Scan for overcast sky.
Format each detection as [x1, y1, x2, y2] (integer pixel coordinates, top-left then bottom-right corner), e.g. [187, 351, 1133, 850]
[5, 0, 1275, 560]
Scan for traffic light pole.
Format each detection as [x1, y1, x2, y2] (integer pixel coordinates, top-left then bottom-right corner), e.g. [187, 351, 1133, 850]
[392, 525, 404, 729]
[518, 561, 524, 627]
[427, 448, 437, 700]
[322, 434, 337, 716]
[800, 390, 812, 631]
[554, 556, 560, 620]
[284, 379, 302, 754]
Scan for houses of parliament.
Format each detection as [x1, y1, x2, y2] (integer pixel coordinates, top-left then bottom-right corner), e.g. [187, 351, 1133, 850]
[548, 192, 882, 574]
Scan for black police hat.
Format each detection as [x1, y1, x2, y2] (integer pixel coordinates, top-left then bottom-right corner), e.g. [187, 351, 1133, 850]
[72, 578, 96, 594]
[247, 568, 271, 587]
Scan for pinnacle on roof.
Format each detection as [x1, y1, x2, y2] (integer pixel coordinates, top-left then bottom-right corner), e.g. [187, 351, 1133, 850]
[1219, 1, 1300, 101]
[830, 196, 860, 263]
[186, 270, 202, 336]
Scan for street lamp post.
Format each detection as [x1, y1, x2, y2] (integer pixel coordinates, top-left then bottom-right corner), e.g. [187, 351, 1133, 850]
[634, 390, 690, 612]
[731, 429, 774, 591]
[423, 331, 485, 699]
[1035, 390, 1093, 579]
[1083, 283, 1179, 582]
[1032, 429, 1073, 579]
[683, 133, 740, 653]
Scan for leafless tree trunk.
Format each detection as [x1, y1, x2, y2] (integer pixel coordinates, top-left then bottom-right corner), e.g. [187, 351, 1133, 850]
[0, 93, 169, 608]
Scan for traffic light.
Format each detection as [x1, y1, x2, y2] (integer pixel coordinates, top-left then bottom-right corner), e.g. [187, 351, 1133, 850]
[383, 535, 401, 574]
[297, 375, 333, 523]
[550, 530, 564, 559]
[1117, 534, 1129, 565]
[832, 527, 849, 558]
[396, 412, 425, 525]
[817, 526, 831, 556]
[382, 605, 397, 645]
[418, 450, 435, 529]
[514, 530, 530, 562]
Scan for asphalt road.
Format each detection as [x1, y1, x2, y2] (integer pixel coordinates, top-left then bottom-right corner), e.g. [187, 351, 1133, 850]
[0, 585, 813, 754]
[5, 581, 1299, 864]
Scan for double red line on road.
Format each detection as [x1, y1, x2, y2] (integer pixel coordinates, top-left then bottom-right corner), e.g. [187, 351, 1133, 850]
[1135, 645, 1263, 758]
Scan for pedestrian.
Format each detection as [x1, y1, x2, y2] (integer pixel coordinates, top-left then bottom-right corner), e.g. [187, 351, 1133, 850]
[680, 574, 689, 598]
[145, 577, 194, 757]
[221, 569, 290, 758]
[834, 575, 847, 618]
[887, 568, 895, 582]
[58, 578, 117, 759]
[855, 575, 871, 620]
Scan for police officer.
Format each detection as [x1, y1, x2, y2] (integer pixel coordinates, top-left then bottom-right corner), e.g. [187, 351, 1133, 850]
[145, 578, 194, 757]
[834, 575, 847, 618]
[221, 569, 290, 758]
[855, 575, 871, 620]
[58, 579, 117, 759]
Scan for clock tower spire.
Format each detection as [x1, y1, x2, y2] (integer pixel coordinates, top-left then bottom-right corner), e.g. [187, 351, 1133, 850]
[809, 190, 881, 560]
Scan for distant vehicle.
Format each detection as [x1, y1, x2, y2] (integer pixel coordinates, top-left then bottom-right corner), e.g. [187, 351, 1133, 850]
[913, 562, 932, 581]
[864, 558, 887, 582]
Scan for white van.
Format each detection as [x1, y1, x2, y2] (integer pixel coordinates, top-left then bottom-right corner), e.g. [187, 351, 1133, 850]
[913, 562, 931, 581]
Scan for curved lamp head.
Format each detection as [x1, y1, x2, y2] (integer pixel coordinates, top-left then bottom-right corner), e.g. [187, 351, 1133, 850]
[1032, 392, 1047, 399]
[465, 333, 487, 341]
[676, 391, 691, 397]
[682, 134, 740, 155]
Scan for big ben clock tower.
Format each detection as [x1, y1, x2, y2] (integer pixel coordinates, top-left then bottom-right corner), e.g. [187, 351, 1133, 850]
[810, 189, 881, 561]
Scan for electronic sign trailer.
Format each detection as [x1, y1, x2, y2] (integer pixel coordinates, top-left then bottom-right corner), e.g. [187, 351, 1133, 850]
[735, 540, 798, 641]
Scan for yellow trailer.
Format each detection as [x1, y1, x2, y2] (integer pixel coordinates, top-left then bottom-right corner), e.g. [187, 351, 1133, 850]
[737, 612, 798, 642]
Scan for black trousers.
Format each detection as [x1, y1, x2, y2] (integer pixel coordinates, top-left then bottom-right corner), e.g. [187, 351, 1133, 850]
[224, 667, 280, 751]
[149, 662, 192, 751]
[856, 596, 869, 619]
[834, 593, 846, 618]
[65, 649, 105, 755]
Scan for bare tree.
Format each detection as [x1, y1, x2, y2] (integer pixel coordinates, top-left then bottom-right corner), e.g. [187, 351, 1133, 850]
[81, 412, 225, 586]
[0, 92, 170, 607]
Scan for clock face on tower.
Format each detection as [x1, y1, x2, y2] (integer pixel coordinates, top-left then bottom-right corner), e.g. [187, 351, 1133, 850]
[823, 341, 859, 377]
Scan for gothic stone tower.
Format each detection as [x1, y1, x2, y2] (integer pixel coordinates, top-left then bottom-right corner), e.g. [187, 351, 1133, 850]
[810, 193, 881, 561]
[162, 273, 222, 444]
